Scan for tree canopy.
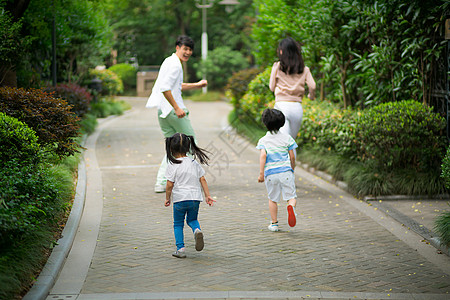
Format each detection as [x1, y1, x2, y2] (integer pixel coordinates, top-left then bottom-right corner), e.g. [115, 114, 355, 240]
[102, 0, 255, 67]
[1, 0, 113, 87]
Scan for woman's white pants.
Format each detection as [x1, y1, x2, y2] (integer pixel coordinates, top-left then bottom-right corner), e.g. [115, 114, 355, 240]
[274, 101, 303, 159]
[274, 101, 303, 140]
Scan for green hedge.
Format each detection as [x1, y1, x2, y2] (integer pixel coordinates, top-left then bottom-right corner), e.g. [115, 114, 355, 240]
[226, 67, 264, 110]
[0, 113, 66, 246]
[0, 158, 72, 299]
[0, 87, 81, 158]
[356, 100, 447, 172]
[109, 63, 137, 89]
[0, 160, 63, 245]
[89, 69, 124, 95]
[194, 46, 249, 91]
[0, 112, 42, 166]
[298, 99, 359, 160]
[237, 67, 274, 124]
[45, 83, 92, 117]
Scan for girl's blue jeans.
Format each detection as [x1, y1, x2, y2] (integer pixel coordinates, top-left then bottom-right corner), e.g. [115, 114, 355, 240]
[173, 200, 201, 250]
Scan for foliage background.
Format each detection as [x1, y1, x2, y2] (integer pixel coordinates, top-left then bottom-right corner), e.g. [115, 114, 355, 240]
[103, 0, 255, 66]
[194, 46, 249, 90]
[16, 0, 113, 87]
[252, 0, 449, 109]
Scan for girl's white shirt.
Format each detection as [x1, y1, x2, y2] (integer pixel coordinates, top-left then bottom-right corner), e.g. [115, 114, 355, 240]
[165, 157, 205, 203]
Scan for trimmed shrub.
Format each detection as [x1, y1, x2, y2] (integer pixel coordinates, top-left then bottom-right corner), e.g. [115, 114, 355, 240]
[45, 83, 92, 117]
[297, 99, 359, 159]
[89, 69, 124, 95]
[195, 46, 249, 90]
[0, 87, 80, 158]
[0, 112, 42, 166]
[226, 67, 263, 109]
[0, 160, 63, 246]
[239, 67, 274, 124]
[356, 100, 447, 172]
[108, 63, 137, 89]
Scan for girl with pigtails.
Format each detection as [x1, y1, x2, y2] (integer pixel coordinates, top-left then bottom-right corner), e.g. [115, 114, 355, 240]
[164, 133, 216, 258]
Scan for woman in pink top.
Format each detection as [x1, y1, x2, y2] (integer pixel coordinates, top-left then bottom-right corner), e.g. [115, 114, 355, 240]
[269, 37, 316, 150]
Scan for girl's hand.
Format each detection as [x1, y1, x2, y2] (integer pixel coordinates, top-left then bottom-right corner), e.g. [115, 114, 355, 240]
[164, 199, 171, 207]
[205, 196, 216, 206]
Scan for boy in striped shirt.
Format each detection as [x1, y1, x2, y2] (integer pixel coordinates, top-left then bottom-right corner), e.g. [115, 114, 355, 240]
[257, 108, 298, 232]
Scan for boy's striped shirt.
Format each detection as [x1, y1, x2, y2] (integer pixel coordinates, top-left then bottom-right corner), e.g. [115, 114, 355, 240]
[256, 131, 298, 177]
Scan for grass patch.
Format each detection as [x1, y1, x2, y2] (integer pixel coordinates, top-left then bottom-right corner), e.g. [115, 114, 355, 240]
[90, 97, 131, 118]
[81, 97, 131, 135]
[121, 89, 137, 96]
[298, 147, 447, 197]
[228, 109, 266, 144]
[185, 90, 224, 102]
[0, 226, 56, 299]
[79, 113, 98, 135]
[434, 206, 450, 248]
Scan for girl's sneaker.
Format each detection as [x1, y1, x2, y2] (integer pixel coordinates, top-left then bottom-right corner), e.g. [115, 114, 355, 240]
[268, 222, 279, 232]
[194, 229, 204, 251]
[287, 205, 297, 227]
[154, 184, 165, 193]
[172, 248, 186, 258]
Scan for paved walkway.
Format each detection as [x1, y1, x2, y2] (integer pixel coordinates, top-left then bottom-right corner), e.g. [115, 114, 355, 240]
[45, 97, 449, 300]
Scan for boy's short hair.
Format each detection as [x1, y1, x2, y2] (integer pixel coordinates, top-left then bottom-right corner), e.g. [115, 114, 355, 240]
[262, 108, 285, 133]
[176, 35, 194, 50]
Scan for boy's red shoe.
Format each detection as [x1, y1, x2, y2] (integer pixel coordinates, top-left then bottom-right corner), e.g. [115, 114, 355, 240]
[287, 205, 296, 227]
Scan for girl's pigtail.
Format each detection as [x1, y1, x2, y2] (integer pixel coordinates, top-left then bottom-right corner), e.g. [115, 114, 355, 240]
[188, 136, 210, 165]
[165, 136, 181, 164]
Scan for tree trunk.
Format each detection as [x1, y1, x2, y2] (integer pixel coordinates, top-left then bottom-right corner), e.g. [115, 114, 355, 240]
[2, 0, 32, 87]
[6, 0, 31, 21]
[173, 1, 193, 82]
[340, 69, 349, 109]
[320, 73, 325, 100]
[0, 70, 17, 87]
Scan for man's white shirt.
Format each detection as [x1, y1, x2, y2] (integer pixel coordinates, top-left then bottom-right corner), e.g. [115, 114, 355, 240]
[145, 53, 186, 118]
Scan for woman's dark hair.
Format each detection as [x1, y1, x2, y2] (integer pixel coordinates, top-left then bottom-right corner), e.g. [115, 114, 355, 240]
[176, 35, 195, 50]
[277, 37, 304, 75]
[262, 108, 285, 133]
[165, 133, 209, 165]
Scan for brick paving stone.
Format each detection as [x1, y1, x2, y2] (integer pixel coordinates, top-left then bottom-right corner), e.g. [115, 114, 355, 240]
[78, 98, 450, 298]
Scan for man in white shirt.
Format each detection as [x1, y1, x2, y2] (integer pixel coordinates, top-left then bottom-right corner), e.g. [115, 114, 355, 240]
[146, 35, 207, 192]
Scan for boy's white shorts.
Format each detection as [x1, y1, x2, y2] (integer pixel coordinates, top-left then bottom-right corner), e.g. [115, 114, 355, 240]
[265, 171, 297, 202]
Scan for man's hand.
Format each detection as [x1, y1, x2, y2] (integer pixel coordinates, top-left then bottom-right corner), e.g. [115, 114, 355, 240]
[174, 107, 186, 118]
[197, 80, 208, 88]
